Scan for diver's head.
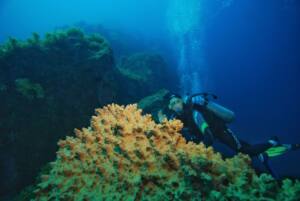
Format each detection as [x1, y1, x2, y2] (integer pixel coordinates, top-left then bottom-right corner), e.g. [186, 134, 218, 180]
[168, 94, 184, 114]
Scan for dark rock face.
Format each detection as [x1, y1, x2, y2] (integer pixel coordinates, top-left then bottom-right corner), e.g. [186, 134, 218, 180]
[0, 28, 114, 197]
[0, 28, 175, 198]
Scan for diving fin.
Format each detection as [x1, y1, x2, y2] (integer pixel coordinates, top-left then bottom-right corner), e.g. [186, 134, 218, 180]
[266, 145, 290, 157]
[265, 143, 299, 158]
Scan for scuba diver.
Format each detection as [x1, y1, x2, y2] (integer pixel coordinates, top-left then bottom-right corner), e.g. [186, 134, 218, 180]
[158, 92, 300, 178]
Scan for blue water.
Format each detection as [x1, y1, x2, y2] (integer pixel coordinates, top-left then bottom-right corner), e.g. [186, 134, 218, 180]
[0, 0, 299, 184]
[206, 0, 300, 177]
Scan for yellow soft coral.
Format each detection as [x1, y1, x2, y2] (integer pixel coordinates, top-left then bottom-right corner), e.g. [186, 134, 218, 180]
[33, 104, 300, 201]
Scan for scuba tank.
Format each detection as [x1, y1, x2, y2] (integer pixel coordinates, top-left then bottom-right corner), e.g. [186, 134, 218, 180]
[185, 93, 235, 124]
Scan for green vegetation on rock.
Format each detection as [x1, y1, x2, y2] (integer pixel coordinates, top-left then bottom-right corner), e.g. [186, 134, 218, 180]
[0, 83, 7, 92]
[15, 78, 45, 100]
[0, 28, 115, 196]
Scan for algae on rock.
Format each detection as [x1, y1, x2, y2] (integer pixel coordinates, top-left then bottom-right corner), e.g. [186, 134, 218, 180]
[15, 78, 45, 100]
[0, 28, 114, 196]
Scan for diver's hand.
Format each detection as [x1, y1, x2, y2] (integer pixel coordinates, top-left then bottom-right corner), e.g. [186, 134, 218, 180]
[191, 96, 207, 106]
[158, 110, 167, 122]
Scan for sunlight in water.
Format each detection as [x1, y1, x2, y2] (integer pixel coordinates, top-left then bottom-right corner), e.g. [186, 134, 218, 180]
[166, 0, 233, 94]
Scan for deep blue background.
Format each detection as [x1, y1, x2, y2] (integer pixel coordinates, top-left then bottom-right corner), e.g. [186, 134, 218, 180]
[206, 0, 300, 177]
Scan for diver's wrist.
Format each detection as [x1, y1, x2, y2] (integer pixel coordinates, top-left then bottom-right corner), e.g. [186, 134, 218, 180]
[197, 96, 208, 107]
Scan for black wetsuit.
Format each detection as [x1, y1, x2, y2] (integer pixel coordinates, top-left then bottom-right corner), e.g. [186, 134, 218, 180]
[173, 102, 273, 157]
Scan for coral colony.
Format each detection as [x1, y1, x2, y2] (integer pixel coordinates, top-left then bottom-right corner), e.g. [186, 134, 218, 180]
[33, 104, 300, 200]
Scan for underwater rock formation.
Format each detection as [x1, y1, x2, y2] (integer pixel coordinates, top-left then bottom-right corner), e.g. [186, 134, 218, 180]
[0, 28, 175, 198]
[15, 78, 45, 100]
[0, 28, 114, 196]
[58, 22, 175, 62]
[118, 53, 168, 83]
[116, 53, 170, 101]
[33, 104, 300, 201]
[138, 88, 170, 122]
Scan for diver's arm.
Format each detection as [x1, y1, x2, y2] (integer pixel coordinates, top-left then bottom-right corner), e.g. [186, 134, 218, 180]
[186, 95, 208, 112]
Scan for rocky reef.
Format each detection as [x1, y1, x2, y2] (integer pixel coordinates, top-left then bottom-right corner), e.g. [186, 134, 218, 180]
[0, 28, 173, 197]
[31, 104, 300, 200]
[138, 88, 170, 122]
[58, 22, 175, 61]
[0, 28, 114, 197]
[116, 53, 171, 102]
